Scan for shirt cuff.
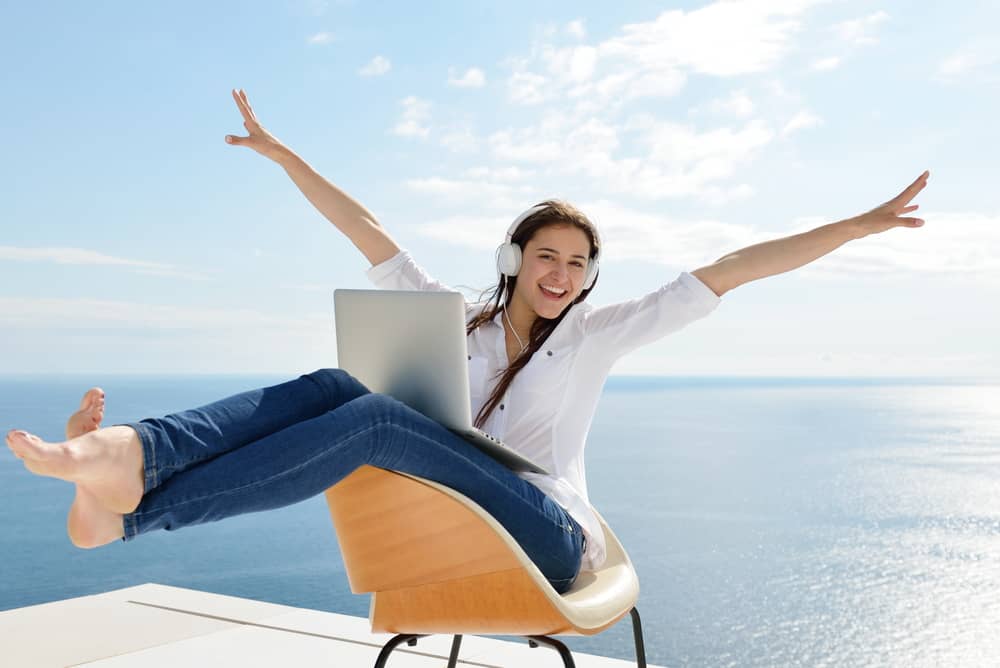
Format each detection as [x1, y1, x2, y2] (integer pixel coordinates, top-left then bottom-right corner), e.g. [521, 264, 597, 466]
[679, 270, 723, 307]
[365, 249, 410, 288]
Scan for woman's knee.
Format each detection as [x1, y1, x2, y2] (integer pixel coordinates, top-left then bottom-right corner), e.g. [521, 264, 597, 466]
[303, 368, 369, 401]
[343, 392, 405, 422]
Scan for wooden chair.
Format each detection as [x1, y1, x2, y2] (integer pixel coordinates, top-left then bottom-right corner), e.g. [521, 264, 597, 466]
[325, 465, 647, 667]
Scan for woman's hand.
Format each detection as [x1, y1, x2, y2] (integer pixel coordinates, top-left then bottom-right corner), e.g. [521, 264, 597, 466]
[853, 171, 929, 239]
[224, 88, 291, 164]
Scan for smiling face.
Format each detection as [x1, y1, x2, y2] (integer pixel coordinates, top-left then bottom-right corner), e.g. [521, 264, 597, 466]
[508, 223, 594, 322]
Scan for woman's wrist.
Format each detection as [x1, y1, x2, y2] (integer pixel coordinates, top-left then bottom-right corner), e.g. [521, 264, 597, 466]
[840, 216, 866, 240]
[272, 144, 301, 169]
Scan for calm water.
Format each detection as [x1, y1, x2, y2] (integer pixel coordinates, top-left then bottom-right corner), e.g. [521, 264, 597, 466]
[2, 375, 999, 667]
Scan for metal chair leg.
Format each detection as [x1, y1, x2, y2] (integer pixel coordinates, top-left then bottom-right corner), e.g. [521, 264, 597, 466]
[373, 633, 427, 668]
[630, 607, 647, 668]
[525, 635, 576, 668]
[447, 635, 463, 668]
[375, 611, 644, 668]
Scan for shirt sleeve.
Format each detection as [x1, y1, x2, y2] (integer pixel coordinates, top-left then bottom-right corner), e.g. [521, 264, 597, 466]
[579, 271, 721, 360]
[365, 249, 458, 293]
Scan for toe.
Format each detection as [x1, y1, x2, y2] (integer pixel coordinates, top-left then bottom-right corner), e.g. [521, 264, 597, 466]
[8, 429, 30, 444]
[9, 431, 44, 458]
[80, 388, 104, 411]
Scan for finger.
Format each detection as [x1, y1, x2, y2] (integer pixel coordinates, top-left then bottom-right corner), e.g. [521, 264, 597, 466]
[225, 134, 251, 146]
[899, 216, 925, 227]
[900, 204, 919, 214]
[239, 89, 257, 122]
[892, 170, 929, 206]
[231, 89, 254, 124]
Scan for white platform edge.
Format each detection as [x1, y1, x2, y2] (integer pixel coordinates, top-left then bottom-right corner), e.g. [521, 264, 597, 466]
[0, 584, 663, 667]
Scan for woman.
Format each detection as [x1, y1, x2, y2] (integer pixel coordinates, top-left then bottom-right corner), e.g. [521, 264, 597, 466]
[5, 89, 929, 594]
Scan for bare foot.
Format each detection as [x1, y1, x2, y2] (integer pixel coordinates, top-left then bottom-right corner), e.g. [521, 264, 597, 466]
[62, 388, 125, 548]
[6, 426, 144, 514]
[67, 485, 125, 548]
[66, 387, 105, 440]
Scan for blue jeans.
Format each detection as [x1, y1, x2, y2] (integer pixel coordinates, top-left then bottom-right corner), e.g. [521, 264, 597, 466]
[120, 369, 584, 593]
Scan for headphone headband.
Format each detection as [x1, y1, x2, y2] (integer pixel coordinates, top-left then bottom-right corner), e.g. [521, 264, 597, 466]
[504, 204, 550, 244]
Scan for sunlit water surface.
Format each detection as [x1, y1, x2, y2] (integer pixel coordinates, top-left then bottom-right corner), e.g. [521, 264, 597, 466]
[1, 376, 998, 666]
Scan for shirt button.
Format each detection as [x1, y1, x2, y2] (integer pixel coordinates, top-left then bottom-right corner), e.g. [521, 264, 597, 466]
[467, 355, 471, 360]
[547, 350, 553, 356]
[500, 404, 505, 410]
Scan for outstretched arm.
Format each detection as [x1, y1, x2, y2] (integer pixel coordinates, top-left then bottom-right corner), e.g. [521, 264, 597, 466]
[691, 171, 929, 297]
[225, 88, 401, 266]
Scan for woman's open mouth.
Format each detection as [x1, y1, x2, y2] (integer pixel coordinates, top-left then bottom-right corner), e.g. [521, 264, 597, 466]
[539, 284, 567, 301]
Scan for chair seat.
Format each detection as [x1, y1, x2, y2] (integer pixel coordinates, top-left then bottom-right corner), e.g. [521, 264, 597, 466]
[325, 465, 640, 636]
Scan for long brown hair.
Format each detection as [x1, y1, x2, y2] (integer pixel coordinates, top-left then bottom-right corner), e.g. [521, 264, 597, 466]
[466, 200, 601, 429]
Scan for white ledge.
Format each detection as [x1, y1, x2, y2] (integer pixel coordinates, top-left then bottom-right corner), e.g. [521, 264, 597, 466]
[0, 583, 661, 667]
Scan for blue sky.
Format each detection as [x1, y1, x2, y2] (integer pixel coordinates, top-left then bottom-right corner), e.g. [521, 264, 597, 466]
[1, 0, 997, 377]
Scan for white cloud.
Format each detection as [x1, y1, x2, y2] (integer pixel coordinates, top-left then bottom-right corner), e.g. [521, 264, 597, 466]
[543, 45, 598, 83]
[507, 71, 548, 105]
[307, 32, 333, 45]
[782, 110, 823, 135]
[706, 90, 755, 117]
[832, 10, 889, 46]
[501, 0, 824, 126]
[392, 96, 431, 138]
[486, 112, 774, 201]
[0, 298, 327, 331]
[0, 246, 207, 280]
[697, 183, 756, 206]
[448, 67, 486, 88]
[305, 0, 328, 17]
[763, 78, 799, 102]
[414, 203, 1000, 288]
[414, 199, 762, 269]
[441, 127, 480, 153]
[791, 211, 1000, 285]
[566, 19, 586, 40]
[811, 56, 841, 71]
[596, 0, 824, 81]
[418, 214, 520, 250]
[359, 55, 391, 77]
[936, 41, 1000, 81]
[416, 3, 838, 205]
[581, 200, 763, 267]
[404, 176, 535, 210]
[488, 127, 564, 163]
[463, 166, 534, 182]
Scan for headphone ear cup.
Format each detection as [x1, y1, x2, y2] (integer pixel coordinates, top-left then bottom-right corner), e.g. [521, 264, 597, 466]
[583, 259, 599, 290]
[497, 242, 522, 278]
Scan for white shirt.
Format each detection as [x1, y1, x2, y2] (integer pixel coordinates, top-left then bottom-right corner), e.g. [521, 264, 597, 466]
[366, 249, 722, 570]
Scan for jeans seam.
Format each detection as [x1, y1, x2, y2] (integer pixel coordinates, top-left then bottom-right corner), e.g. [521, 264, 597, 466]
[301, 370, 339, 406]
[130, 423, 384, 519]
[119, 421, 159, 493]
[128, 413, 573, 541]
[391, 425, 574, 534]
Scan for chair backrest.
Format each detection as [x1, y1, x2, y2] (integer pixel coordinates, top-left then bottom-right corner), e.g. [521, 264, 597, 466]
[325, 465, 639, 636]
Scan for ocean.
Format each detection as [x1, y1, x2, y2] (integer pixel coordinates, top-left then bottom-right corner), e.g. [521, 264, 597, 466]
[2, 375, 999, 667]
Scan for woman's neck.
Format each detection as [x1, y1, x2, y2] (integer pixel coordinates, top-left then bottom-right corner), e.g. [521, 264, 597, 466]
[503, 300, 535, 344]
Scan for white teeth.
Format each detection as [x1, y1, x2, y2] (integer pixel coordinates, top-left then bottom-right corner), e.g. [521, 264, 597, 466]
[540, 285, 566, 296]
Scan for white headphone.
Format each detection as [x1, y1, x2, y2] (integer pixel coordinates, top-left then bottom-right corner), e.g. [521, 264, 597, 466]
[495, 204, 601, 290]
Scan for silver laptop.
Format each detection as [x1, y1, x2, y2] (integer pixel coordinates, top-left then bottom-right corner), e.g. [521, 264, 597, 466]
[333, 289, 548, 475]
